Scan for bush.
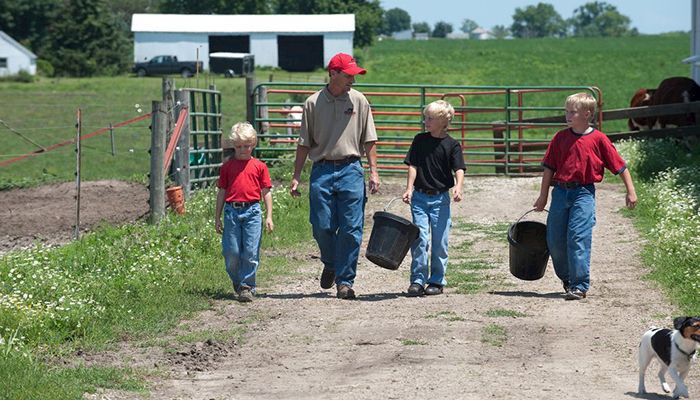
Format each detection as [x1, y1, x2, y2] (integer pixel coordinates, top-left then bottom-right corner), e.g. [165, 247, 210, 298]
[36, 59, 54, 77]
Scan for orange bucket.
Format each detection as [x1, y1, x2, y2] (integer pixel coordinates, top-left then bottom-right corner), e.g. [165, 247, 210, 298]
[166, 186, 185, 215]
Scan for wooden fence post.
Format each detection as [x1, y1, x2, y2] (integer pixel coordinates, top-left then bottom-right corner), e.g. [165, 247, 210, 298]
[149, 100, 166, 224]
[174, 89, 191, 198]
[246, 76, 255, 126]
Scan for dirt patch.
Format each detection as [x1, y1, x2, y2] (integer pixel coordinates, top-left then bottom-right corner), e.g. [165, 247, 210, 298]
[13, 177, 698, 400]
[0, 180, 148, 253]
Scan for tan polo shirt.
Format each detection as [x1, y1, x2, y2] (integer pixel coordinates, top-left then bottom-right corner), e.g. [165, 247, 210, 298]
[298, 86, 377, 162]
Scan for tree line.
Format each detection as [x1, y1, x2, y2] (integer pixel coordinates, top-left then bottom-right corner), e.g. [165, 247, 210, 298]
[0, 0, 649, 77]
[384, 1, 640, 39]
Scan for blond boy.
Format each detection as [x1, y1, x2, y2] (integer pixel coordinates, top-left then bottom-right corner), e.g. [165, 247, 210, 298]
[215, 122, 273, 302]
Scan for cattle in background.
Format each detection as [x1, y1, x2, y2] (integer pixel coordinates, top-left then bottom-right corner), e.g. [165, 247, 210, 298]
[628, 88, 656, 130]
[651, 76, 700, 128]
[628, 77, 700, 130]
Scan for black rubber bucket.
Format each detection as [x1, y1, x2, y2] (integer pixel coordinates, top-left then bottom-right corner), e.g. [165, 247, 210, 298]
[508, 210, 549, 280]
[366, 210, 420, 270]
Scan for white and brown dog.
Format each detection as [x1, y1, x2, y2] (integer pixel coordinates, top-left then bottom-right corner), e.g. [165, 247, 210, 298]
[638, 317, 700, 398]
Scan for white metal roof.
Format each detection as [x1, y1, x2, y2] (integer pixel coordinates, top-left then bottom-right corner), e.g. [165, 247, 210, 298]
[0, 31, 37, 59]
[131, 14, 355, 33]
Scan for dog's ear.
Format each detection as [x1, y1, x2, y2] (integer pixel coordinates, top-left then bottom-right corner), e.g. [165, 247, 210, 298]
[673, 316, 690, 330]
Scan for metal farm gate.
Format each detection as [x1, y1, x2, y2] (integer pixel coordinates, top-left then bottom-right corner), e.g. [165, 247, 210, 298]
[186, 86, 223, 189]
[250, 83, 602, 175]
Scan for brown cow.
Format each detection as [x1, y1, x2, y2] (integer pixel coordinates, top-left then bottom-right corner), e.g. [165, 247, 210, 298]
[650, 76, 700, 128]
[628, 88, 655, 130]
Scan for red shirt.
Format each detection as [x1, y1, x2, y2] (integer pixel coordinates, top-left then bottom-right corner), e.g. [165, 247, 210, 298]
[542, 128, 626, 184]
[217, 158, 272, 202]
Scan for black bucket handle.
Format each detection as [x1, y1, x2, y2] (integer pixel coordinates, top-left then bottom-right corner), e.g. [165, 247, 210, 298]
[515, 208, 548, 225]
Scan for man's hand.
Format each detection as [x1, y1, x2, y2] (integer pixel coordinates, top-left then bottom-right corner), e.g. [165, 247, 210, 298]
[290, 177, 301, 197]
[369, 171, 380, 194]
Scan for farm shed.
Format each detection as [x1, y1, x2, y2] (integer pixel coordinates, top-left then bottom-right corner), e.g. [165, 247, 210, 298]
[0, 31, 37, 77]
[131, 14, 356, 72]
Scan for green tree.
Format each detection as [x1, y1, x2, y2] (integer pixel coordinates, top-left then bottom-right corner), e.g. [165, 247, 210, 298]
[158, 0, 271, 13]
[272, 0, 382, 48]
[0, 0, 61, 57]
[432, 21, 453, 38]
[491, 25, 510, 39]
[382, 7, 411, 34]
[569, 1, 634, 37]
[48, 0, 131, 76]
[412, 22, 431, 35]
[510, 2, 567, 38]
[460, 18, 478, 34]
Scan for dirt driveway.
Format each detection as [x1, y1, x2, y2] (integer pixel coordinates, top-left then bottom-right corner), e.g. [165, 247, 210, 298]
[4, 177, 697, 399]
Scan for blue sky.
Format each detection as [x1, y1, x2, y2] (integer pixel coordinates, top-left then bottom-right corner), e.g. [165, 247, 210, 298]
[379, 0, 690, 34]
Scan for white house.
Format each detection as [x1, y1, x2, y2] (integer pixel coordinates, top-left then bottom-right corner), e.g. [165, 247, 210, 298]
[470, 27, 493, 40]
[0, 31, 37, 76]
[131, 14, 356, 72]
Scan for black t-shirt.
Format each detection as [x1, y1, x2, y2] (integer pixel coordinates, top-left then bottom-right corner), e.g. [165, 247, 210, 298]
[403, 132, 466, 192]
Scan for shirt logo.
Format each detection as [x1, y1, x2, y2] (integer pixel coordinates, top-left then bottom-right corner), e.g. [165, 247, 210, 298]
[344, 107, 355, 115]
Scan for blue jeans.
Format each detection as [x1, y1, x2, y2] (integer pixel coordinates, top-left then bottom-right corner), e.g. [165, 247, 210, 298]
[546, 185, 596, 293]
[309, 160, 366, 287]
[222, 202, 262, 292]
[410, 191, 451, 286]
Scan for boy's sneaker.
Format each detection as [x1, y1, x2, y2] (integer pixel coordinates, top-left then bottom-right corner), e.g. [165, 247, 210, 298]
[336, 284, 356, 300]
[564, 289, 586, 301]
[238, 287, 254, 303]
[406, 283, 425, 297]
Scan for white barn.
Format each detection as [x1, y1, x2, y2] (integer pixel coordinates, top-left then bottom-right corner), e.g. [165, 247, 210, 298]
[131, 14, 356, 72]
[0, 31, 37, 76]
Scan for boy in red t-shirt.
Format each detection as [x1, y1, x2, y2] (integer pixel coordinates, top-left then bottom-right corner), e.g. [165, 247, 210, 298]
[533, 93, 637, 300]
[215, 122, 274, 302]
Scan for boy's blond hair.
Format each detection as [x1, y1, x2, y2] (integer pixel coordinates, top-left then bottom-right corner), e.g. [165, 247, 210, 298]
[423, 100, 455, 124]
[222, 121, 257, 149]
[565, 93, 597, 121]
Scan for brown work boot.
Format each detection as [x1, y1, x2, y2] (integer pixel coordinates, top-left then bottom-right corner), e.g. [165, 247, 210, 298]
[238, 287, 254, 303]
[336, 284, 356, 300]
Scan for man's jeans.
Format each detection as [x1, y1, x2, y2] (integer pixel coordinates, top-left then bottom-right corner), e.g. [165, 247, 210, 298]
[410, 191, 451, 287]
[309, 160, 366, 288]
[546, 185, 596, 293]
[222, 202, 262, 292]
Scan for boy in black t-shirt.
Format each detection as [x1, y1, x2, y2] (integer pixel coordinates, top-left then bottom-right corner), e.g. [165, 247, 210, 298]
[402, 100, 466, 297]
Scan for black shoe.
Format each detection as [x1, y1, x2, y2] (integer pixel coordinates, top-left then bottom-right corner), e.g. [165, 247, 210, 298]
[564, 289, 587, 300]
[425, 284, 443, 296]
[406, 283, 425, 297]
[320, 267, 335, 289]
[562, 280, 570, 293]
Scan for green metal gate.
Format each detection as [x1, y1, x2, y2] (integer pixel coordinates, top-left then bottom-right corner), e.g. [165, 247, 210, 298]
[187, 86, 223, 188]
[251, 82, 602, 176]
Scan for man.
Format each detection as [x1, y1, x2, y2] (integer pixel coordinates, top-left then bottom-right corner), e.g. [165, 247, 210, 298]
[290, 53, 380, 300]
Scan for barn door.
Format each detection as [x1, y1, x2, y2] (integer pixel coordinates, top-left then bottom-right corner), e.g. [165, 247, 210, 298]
[277, 35, 323, 72]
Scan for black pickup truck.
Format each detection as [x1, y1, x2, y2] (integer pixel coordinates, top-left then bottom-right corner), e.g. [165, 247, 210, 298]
[132, 55, 203, 78]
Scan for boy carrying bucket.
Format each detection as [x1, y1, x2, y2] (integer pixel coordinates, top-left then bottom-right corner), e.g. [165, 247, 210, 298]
[215, 122, 274, 302]
[402, 100, 466, 297]
[533, 92, 637, 300]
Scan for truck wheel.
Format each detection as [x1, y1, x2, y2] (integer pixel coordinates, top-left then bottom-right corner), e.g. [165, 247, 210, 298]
[224, 69, 235, 78]
[181, 68, 193, 78]
[136, 68, 146, 77]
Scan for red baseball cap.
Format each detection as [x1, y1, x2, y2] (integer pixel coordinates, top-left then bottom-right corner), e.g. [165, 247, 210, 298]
[328, 53, 366, 75]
